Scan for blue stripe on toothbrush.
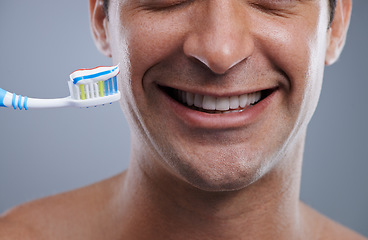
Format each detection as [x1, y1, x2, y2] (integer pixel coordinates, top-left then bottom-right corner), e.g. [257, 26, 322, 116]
[72, 66, 118, 84]
[12, 93, 16, 109]
[18, 95, 22, 110]
[0, 88, 7, 107]
[113, 76, 118, 93]
[109, 78, 113, 95]
[104, 80, 109, 96]
[24, 96, 28, 110]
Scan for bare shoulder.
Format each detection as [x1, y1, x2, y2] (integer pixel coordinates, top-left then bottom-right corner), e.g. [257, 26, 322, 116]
[301, 202, 367, 240]
[0, 173, 125, 240]
[0, 217, 43, 240]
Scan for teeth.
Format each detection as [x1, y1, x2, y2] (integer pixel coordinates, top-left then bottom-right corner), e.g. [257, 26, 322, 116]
[229, 96, 239, 109]
[177, 90, 262, 112]
[186, 92, 194, 106]
[203, 96, 216, 110]
[216, 97, 229, 111]
[194, 94, 203, 108]
[239, 94, 248, 108]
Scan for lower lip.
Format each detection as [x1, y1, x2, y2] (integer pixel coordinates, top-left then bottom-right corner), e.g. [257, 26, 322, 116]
[159, 87, 279, 129]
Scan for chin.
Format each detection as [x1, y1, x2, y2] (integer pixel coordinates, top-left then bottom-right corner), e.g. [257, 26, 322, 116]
[182, 169, 264, 192]
[169, 148, 275, 192]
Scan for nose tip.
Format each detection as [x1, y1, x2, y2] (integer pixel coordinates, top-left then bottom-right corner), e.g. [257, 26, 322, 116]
[183, 3, 254, 75]
[184, 35, 251, 75]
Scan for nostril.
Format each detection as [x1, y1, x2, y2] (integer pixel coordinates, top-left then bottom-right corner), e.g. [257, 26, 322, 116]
[186, 52, 245, 75]
[183, 36, 253, 75]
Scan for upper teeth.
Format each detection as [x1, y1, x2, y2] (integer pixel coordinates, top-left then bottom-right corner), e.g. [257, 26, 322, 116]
[178, 90, 262, 111]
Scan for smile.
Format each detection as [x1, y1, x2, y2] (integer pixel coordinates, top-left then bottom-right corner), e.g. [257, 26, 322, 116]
[161, 86, 272, 114]
[158, 84, 278, 128]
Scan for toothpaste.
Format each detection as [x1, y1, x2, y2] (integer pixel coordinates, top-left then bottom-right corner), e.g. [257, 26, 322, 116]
[70, 65, 119, 85]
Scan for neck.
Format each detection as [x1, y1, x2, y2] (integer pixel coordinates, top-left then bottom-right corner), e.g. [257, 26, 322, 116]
[116, 133, 308, 240]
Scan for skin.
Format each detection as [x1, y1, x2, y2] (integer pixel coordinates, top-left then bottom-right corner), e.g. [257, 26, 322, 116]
[0, 0, 366, 239]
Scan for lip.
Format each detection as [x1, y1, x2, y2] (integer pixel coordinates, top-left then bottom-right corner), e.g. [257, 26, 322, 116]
[157, 85, 279, 129]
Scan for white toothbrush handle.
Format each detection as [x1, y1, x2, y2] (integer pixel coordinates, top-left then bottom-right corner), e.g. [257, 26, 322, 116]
[25, 97, 73, 109]
[0, 88, 72, 110]
[27, 95, 121, 109]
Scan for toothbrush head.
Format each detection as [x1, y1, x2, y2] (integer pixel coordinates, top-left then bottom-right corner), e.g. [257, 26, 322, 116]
[67, 65, 121, 108]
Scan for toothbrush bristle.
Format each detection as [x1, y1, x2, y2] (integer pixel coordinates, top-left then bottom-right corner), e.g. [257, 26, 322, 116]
[98, 81, 104, 97]
[71, 77, 119, 101]
[67, 65, 120, 107]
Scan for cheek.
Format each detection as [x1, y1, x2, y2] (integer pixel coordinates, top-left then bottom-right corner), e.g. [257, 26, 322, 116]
[256, 20, 314, 86]
[120, 14, 190, 81]
[108, 10, 192, 132]
[252, 14, 327, 116]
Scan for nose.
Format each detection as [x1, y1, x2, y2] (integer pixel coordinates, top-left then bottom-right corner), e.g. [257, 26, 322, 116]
[183, 1, 254, 75]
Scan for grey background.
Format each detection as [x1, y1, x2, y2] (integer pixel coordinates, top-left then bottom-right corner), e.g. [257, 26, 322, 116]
[0, 1, 367, 237]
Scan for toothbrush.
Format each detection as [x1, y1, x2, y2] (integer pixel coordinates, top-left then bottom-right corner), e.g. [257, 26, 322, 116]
[0, 65, 120, 110]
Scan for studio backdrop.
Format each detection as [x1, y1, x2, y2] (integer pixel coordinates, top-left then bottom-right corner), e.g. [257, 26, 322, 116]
[0, 1, 367, 237]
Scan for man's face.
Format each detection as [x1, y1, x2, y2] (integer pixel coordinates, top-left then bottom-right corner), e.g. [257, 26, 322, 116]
[103, 0, 333, 190]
